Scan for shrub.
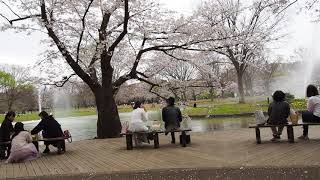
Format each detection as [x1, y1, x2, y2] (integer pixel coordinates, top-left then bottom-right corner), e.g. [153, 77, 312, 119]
[285, 93, 295, 103]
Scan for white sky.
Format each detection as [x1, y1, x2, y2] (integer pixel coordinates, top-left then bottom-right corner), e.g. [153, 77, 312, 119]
[0, 0, 318, 66]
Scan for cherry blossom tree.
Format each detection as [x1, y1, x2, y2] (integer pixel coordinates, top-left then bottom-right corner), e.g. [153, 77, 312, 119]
[193, 0, 287, 103]
[0, 0, 204, 138]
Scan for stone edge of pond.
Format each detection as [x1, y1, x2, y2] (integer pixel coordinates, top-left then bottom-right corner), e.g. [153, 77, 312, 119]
[9, 165, 320, 180]
[189, 112, 257, 118]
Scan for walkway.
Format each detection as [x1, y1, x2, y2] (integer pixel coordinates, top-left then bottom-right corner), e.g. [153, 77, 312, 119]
[1, 126, 320, 179]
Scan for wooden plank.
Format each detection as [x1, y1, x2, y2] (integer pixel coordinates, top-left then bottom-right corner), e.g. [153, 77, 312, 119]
[2, 128, 320, 179]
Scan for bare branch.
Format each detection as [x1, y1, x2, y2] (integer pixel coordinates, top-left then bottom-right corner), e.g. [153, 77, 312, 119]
[0, 0, 21, 18]
[40, 0, 100, 90]
[76, 0, 95, 63]
[108, 0, 129, 52]
[0, 13, 10, 23]
[276, 0, 298, 15]
[9, 14, 41, 25]
[43, 74, 76, 87]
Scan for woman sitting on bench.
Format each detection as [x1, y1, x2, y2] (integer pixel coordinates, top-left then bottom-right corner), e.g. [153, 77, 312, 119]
[299, 85, 320, 140]
[267, 91, 290, 142]
[128, 101, 150, 147]
[6, 122, 38, 163]
[31, 111, 65, 154]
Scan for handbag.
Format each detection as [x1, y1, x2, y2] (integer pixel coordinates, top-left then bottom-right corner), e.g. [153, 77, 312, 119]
[255, 110, 266, 125]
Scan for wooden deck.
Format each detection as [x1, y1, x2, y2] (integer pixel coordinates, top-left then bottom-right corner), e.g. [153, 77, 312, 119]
[1, 126, 320, 179]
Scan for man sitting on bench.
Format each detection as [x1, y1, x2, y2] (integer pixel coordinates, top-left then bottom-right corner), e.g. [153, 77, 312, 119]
[162, 97, 183, 144]
[267, 91, 290, 142]
[31, 111, 65, 154]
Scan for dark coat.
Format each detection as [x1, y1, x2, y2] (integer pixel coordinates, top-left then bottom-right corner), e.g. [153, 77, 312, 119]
[31, 116, 63, 138]
[0, 119, 14, 142]
[162, 105, 182, 129]
[268, 101, 290, 125]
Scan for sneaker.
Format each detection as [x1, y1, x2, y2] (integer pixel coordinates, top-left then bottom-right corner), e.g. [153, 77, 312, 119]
[298, 135, 309, 140]
[270, 137, 280, 142]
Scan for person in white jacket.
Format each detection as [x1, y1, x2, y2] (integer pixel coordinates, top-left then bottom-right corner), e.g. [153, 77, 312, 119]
[128, 101, 149, 147]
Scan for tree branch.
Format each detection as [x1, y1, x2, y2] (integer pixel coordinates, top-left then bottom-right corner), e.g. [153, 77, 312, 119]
[76, 0, 95, 63]
[0, 0, 21, 18]
[9, 14, 41, 25]
[40, 0, 100, 91]
[43, 74, 76, 87]
[0, 13, 10, 23]
[108, 0, 129, 52]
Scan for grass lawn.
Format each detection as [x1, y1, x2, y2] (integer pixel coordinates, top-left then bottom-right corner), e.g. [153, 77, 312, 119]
[0, 97, 304, 123]
[184, 101, 269, 116]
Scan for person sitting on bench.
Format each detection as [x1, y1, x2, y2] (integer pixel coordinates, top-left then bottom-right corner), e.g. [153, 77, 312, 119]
[128, 101, 150, 147]
[6, 122, 38, 163]
[162, 97, 182, 144]
[267, 91, 290, 142]
[299, 85, 320, 140]
[0, 111, 15, 159]
[31, 111, 65, 154]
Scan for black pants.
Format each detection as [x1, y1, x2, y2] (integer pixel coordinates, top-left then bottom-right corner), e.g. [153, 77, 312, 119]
[302, 111, 320, 136]
[44, 140, 65, 151]
[0, 143, 11, 159]
[171, 132, 175, 143]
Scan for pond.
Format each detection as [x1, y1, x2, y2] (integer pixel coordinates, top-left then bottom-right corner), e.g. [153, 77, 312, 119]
[22, 111, 255, 141]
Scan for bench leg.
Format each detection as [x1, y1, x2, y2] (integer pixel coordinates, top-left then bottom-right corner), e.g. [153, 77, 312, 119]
[255, 127, 261, 144]
[181, 131, 187, 147]
[126, 134, 133, 150]
[154, 133, 159, 149]
[57, 141, 62, 154]
[287, 125, 295, 143]
[32, 141, 39, 152]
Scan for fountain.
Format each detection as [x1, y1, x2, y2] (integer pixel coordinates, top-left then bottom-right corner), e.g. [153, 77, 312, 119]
[271, 23, 320, 98]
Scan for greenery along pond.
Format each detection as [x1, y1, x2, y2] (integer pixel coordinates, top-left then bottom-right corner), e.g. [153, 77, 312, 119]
[0, 97, 307, 123]
[21, 112, 255, 141]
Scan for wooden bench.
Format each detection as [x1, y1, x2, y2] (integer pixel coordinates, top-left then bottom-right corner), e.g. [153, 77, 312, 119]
[121, 129, 192, 150]
[249, 121, 320, 144]
[34, 137, 69, 153]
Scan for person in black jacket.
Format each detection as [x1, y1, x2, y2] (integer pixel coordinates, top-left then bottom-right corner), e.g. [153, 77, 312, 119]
[0, 111, 16, 158]
[31, 111, 65, 154]
[267, 91, 290, 142]
[162, 97, 182, 144]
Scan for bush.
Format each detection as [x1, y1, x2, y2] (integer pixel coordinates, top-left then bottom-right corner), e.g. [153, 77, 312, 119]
[285, 93, 295, 103]
[290, 99, 307, 110]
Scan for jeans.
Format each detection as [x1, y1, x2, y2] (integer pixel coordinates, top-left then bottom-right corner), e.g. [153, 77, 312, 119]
[302, 111, 320, 136]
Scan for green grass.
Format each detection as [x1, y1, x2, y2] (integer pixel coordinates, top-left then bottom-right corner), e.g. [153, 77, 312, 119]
[184, 101, 269, 116]
[0, 97, 291, 123]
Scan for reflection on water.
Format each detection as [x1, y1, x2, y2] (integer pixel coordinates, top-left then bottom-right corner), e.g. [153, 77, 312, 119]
[190, 117, 254, 132]
[22, 112, 255, 141]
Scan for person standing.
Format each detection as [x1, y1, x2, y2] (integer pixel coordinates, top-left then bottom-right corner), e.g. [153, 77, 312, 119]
[0, 111, 16, 159]
[31, 111, 65, 154]
[162, 97, 182, 144]
[299, 85, 320, 140]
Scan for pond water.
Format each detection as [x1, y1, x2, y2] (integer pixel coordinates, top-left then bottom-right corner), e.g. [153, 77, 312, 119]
[22, 112, 255, 141]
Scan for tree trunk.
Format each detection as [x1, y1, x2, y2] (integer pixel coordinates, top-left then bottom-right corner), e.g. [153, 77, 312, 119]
[236, 71, 245, 104]
[192, 89, 197, 101]
[209, 87, 215, 101]
[95, 89, 122, 138]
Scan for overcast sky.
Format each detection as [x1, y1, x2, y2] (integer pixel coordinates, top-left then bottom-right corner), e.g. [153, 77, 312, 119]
[0, 0, 318, 66]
